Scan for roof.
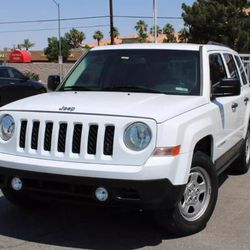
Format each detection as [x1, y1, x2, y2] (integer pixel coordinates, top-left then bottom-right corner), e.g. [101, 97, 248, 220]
[91, 43, 233, 52]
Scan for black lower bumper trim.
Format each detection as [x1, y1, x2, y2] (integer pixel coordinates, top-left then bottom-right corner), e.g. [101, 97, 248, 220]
[0, 167, 185, 209]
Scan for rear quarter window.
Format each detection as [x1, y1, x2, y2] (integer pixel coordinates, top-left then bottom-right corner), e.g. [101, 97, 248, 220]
[234, 55, 248, 85]
[223, 53, 239, 79]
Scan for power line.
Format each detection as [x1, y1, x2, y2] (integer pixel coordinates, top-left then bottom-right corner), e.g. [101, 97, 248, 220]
[0, 16, 110, 25]
[0, 15, 183, 25]
[0, 24, 110, 34]
[114, 15, 182, 20]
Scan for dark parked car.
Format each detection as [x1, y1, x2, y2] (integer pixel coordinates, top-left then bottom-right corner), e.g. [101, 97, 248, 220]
[0, 66, 46, 106]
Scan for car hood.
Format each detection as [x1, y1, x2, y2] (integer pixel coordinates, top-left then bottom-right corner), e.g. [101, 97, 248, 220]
[1, 92, 208, 123]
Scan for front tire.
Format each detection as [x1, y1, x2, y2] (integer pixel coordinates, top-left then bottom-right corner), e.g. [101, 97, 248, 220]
[155, 151, 218, 236]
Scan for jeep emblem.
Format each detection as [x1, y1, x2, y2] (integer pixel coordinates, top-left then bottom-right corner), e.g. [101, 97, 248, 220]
[59, 106, 76, 112]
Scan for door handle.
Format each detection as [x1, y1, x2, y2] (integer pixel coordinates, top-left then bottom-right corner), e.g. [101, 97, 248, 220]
[244, 97, 249, 105]
[10, 82, 15, 85]
[231, 102, 238, 111]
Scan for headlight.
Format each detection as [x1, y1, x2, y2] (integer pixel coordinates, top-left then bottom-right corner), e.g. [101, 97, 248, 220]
[124, 122, 152, 151]
[0, 115, 15, 141]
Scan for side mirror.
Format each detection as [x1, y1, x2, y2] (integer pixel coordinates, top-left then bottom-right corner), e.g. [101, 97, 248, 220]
[47, 75, 60, 91]
[212, 78, 241, 97]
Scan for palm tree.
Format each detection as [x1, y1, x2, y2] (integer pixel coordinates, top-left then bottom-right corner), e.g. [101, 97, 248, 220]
[162, 24, 176, 43]
[178, 27, 190, 43]
[21, 39, 35, 50]
[93, 30, 104, 46]
[134, 20, 148, 42]
[150, 25, 162, 37]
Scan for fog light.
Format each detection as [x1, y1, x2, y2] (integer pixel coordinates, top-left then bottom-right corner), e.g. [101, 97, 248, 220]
[11, 177, 23, 191]
[95, 187, 108, 202]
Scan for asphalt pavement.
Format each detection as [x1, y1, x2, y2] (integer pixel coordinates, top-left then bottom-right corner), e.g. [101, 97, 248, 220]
[0, 169, 249, 250]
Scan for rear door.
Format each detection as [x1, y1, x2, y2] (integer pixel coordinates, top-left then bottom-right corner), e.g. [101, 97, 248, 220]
[222, 53, 246, 141]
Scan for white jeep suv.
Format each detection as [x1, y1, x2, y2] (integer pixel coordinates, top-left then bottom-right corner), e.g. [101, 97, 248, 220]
[0, 43, 249, 235]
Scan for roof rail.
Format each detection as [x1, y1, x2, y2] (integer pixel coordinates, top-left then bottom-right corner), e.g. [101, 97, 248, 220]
[207, 41, 229, 47]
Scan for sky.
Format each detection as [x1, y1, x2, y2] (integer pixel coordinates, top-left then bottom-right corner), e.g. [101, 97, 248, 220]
[0, 0, 195, 50]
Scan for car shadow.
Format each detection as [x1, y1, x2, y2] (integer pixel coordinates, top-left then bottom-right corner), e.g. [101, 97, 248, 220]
[0, 169, 234, 249]
[0, 198, 179, 249]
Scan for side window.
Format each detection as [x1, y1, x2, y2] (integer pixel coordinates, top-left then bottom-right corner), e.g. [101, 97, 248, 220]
[0, 68, 10, 78]
[223, 53, 238, 79]
[209, 54, 227, 86]
[234, 55, 248, 85]
[11, 69, 24, 79]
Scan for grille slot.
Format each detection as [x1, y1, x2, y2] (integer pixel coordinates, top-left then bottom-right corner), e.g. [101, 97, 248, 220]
[72, 124, 82, 154]
[57, 123, 67, 153]
[104, 126, 115, 155]
[19, 120, 27, 148]
[31, 121, 40, 150]
[44, 122, 53, 151]
[87, 125, 98, 155]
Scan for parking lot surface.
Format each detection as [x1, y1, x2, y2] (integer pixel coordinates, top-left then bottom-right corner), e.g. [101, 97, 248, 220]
[0, 169, 249, 250]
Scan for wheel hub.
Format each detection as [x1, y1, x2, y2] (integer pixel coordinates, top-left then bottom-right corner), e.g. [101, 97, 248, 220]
[185, 183, 200, 205]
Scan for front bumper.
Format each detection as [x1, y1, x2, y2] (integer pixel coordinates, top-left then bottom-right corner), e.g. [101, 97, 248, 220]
[0, 167, 185, 210]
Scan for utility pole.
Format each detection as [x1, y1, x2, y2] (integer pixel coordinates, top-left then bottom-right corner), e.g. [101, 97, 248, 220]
[153, 0, 157, 43]
[109, 0, 114, 45]
[51, 0, 63, 81]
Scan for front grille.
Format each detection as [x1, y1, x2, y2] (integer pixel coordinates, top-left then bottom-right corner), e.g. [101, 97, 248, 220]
[18, 120, 115, 157]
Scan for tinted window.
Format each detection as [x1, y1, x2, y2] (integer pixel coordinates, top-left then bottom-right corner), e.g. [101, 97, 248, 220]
[209, 54, 227, 86]
[62, 50, 201, 96]
[223, 53, 238, 79]
[234, 55, 248, 85]
[11, 69, 25, 79]
[0, 68, 10, 78]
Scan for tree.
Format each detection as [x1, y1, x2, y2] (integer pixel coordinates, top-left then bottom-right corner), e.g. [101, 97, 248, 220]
[162, 23, 176, 43]
[93, 30, 104, 46]
[135, 20, 148, 42]
[65, 28, 85, 49]
[178, 27, 190, 43]
[182, 0, 250, 52]
[44, 37, 70, 62]
[21, 39, 35, 50]
[150, 25, 162, 37]
[110, 26, 120, 39]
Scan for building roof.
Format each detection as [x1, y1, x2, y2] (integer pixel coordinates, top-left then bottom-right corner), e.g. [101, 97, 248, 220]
[83, 33, 180, 48]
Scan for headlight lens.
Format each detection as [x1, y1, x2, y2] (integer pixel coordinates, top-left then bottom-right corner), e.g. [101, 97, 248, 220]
[0, 115, 15, 141]
[124, 122, 152, 151]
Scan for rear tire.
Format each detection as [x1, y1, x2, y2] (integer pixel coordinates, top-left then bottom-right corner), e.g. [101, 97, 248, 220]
[155, 151, 218, 236]
[232, 126, 250, 175]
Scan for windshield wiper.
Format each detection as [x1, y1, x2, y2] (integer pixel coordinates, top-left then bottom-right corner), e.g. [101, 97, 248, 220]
[61, 86, 94, 91]
[102, 86, 164, 94]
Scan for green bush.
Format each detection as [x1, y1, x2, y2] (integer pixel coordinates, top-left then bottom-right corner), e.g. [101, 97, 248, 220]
[24, 71, 39, 81]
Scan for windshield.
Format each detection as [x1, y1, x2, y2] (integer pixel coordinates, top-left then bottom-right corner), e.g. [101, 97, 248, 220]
[61, 49, 201, 95]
